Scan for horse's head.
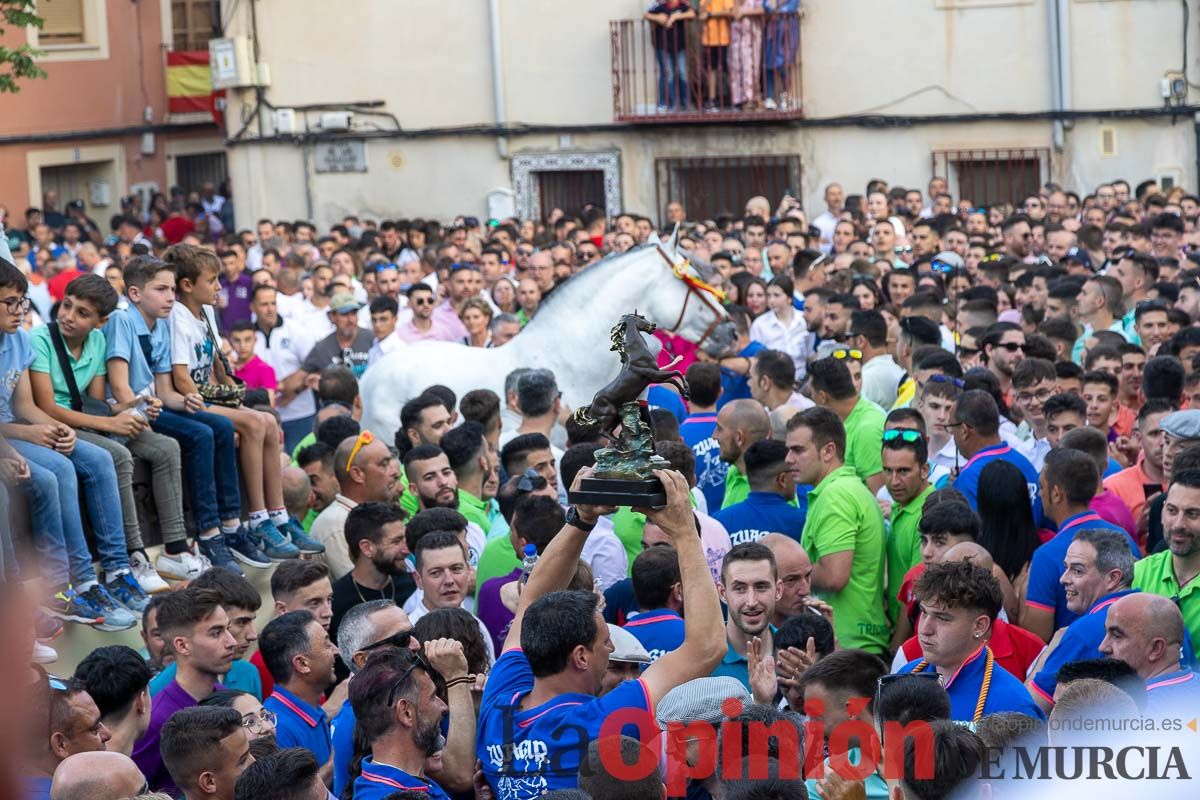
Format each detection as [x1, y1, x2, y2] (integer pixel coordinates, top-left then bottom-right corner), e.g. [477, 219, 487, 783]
[643, 246, 729, 347]
[623, 312, 656, 335]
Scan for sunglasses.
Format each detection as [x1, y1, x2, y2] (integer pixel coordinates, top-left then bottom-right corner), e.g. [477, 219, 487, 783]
[893, 246, 913, 254]
[517, 467, 546, 493]
[925, 374, 965, 389]
[361, 628, 414, 653]
[48, 676, 69, 691]
[882, 429, 924, 443]
[410, 297, 435, 306]
[831, 348, 863, 361]
[994, 342, 1028, 353]
[345, 430, 375, 471]
[451, 262, 480, 272]
[930, 260, 956, 274]
[386, 654, 434, 707]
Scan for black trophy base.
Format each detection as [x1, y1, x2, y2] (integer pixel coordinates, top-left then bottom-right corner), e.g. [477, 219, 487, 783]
[568, 476, 667, 508]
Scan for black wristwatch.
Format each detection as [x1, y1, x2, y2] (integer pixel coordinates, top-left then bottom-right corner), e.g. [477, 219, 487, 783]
[565, 505, 596, 532]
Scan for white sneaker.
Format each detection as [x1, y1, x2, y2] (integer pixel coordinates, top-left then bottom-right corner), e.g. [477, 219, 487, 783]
[32, 641, 58, 664]
[763, 97, 778, 110]
[155, 548, 206, 581]
[130, 551, 170, 594]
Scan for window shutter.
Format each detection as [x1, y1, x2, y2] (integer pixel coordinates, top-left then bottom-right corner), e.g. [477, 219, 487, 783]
[38, 0, 85, 44]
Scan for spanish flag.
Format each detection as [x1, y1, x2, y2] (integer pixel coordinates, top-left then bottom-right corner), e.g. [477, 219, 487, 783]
[166, 50, 225, 125]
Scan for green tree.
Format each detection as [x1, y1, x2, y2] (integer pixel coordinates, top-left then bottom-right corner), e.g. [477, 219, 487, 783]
[0, 0, 46, 93]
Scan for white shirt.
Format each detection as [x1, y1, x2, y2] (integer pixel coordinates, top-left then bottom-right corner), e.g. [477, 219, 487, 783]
[581, 516, 629, 593]
[246, 244, 264, 272]
[783, 391, 814, 411]
[406, 599, 496, 665]
[812, 210, 839, 253]
[861, 353, 907, 410]
[168, 302, 220, 386]
[929, 437, 961, 475]
[749, 310, 810, 380]
[254, 317, 317, 422]
[368, 330, 404, 365]
[275, 291, 305, 321]
[292, 300, 336, 340]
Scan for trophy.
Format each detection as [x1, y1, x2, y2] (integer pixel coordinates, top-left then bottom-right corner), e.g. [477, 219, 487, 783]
[567, 313, 689, 508]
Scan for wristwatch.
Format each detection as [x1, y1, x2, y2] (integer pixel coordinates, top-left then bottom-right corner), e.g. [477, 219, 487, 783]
[565, 505, 596, 532]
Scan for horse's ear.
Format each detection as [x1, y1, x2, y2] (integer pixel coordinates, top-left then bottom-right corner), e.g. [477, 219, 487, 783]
[666, 222, 681, 254]
[647, 230, 661, 245]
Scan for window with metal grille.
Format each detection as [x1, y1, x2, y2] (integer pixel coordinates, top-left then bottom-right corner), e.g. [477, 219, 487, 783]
[536, 170, 605, 221]
[655, 155, 801, 226]
[931, 148, 1050, 208]
[175, 152, 228, 195]
[172, 0, 219, 51]
[38, 0, 85, 45]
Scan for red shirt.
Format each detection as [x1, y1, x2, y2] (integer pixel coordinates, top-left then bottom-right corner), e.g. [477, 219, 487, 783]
[900, 618, 1046, 680]
[48, 269, 86, 302]
[250, 649, 275, 698]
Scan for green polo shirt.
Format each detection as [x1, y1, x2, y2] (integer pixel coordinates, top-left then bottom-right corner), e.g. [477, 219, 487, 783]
[885, 483, 934, 625]
[612, 492, 707, 575]
[801, 464, 889, 654]
[721, 464, 749, 510]
[477, 533, 520, 591]
[29, 326, 107, 409]
[1133, 550, 1200, 651]
[457, 488, 492, 533]
[844, 397, 886, 483]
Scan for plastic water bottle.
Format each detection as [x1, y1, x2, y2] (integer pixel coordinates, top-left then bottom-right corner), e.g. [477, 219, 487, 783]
[518, 544, 538, 585]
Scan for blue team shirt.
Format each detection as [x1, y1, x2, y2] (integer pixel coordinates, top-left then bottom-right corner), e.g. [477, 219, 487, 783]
[647, 385, 687, 422]
[264, 686, 331, 766]
[1030, 589, 1140, 703]
[602, 578, 641, 626]
[477, 649, 653, 798]
[713, 491, 806, 546]
[0, 329, 33, 423]
[1144, 669, 1200, 718]
[717, 342, 764, 408]
[353, 757, 451, 800]
[681, 412, 727, 512]
[624, 608, 685, 663]
[1026, 511, 1142, 630]
[330, 700, 356, 797]
[897, 645, 1044, 723]
[952, 443, 1044, 528]
[103, 304, 172, 396]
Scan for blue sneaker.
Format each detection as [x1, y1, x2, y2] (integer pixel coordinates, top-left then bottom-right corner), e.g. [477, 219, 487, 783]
[279, 517, 326, 555]
[251, 519, 301, 561]
[46, 588, 102, 626]
[104, 571, 150, 613]
[198, 534, 248, 575]
[224, 526, 270, 569]
[78, 584, 137, 631]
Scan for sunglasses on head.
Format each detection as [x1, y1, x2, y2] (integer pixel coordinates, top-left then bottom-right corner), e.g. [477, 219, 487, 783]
[882, 429, 924, 444]
[386, 653, 435, 707]
[831, 348, 863, 361]
[926, 374, 966, 389]
[517, 467, 546, 493]
[875, 672, 944, 712]
[451, 262, 479, 272]
[345, 430, 375, 471]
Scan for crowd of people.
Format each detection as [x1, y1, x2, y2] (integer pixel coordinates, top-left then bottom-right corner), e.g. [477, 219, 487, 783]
[2, 170, 1200, 800]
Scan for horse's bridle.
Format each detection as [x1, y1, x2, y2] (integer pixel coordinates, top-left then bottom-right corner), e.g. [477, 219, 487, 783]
[657, 249, 728, 348]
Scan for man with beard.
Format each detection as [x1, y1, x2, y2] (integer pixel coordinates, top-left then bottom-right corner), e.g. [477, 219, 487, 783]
[439, 421, 495, 533]
[1134, 468, 1200, 656]
[711, 399, 771, 509]
[330, 503, 417, 649]
[712, 542, 782, 690]
[981, 321, 1026, 400]
[349, 648, 459, 800]
[311, 430, 401, 579]
[261, 611, 339, 784]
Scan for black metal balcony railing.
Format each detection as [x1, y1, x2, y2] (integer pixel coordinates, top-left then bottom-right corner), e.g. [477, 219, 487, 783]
[610, 13, 803, 123]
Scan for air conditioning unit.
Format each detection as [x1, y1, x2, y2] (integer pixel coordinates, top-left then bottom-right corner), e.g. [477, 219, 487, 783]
[319, 112, 352, 132]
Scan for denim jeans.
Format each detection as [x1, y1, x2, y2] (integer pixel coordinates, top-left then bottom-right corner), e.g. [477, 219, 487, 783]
[655, 47, 688, 109]
[153, 408, 241, 532]
[11, 439, 133, 586]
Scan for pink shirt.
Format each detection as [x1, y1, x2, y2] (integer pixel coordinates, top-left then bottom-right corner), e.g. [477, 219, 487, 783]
[432, 300, 469, 341]
[1090, 489, 1138, 542]
[394, 318, 461, 344]
[234, 354, 277, 391]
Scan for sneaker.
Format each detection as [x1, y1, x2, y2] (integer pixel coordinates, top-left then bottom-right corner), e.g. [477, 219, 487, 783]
[45, 589, 102, 626]
[198, 534, 250, 574]
[35, 609, 64, 641]
[279, 517, 326, 555]
[763, 97, 778, 110]
[224, 527, 269, 569]
[155, 547, 207, 581]
[251, 519, 301, 561]
[32, 641, 58, 664]
[130, 551, 170, 594]
[78, 585, 138, 632]
[104, 571, 151, 614]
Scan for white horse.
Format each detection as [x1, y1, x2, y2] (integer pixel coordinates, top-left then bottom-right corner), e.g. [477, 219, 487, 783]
[360, 231, 728, 445]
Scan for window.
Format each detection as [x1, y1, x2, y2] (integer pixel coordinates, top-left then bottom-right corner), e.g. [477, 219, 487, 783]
[536, 170, 605, 221]
[172, 0, 219, 51]
[655, 155, 801, 225]
[931, 147, 1050, 208]
[39, 0, 85, 45]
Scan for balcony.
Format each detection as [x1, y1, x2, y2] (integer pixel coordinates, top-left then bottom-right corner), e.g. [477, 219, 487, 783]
[610, 12, 803, 124]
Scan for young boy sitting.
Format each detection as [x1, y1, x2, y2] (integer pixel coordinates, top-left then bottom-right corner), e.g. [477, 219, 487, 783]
[30, 273, 189, 595]
[0, 258, 143, 630]
[104, 254, 249, 577]
[164, 243, 323, 559]
[230, 320, 277, 403]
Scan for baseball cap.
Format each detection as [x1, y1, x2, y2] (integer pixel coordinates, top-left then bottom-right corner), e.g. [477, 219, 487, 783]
[607, 624, 651, 666]
[1160, 410, 1200, 440]
[655, 677, 751, 730]
[1061, 247, 1093, 271]
[930, 251, 964, 273]
[329, 292, 362, 314]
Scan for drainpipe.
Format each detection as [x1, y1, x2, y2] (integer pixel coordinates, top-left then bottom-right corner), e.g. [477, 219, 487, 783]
[1194, 112, 1200, 192]
[1057, 0, 1073, 138]
[1047, 0, 1064, 152]
[487, 0, 509, 159]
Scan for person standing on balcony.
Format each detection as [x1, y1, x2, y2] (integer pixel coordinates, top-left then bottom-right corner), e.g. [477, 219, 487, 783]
[729, 0, 765, 110]
[645, 0, 696, 113]
[700, 0, 734, 111]
[763, 0, 799, 110]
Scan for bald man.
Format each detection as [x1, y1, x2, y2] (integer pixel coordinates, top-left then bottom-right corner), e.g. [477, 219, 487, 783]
[761, 533, 819, 627]
[281, 466, 313, 522]
[50, 751, 146, 800]
[1100, 592, 1200, 716]
[712, 399, 771, 509]
[890, 541, 1046, 680]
